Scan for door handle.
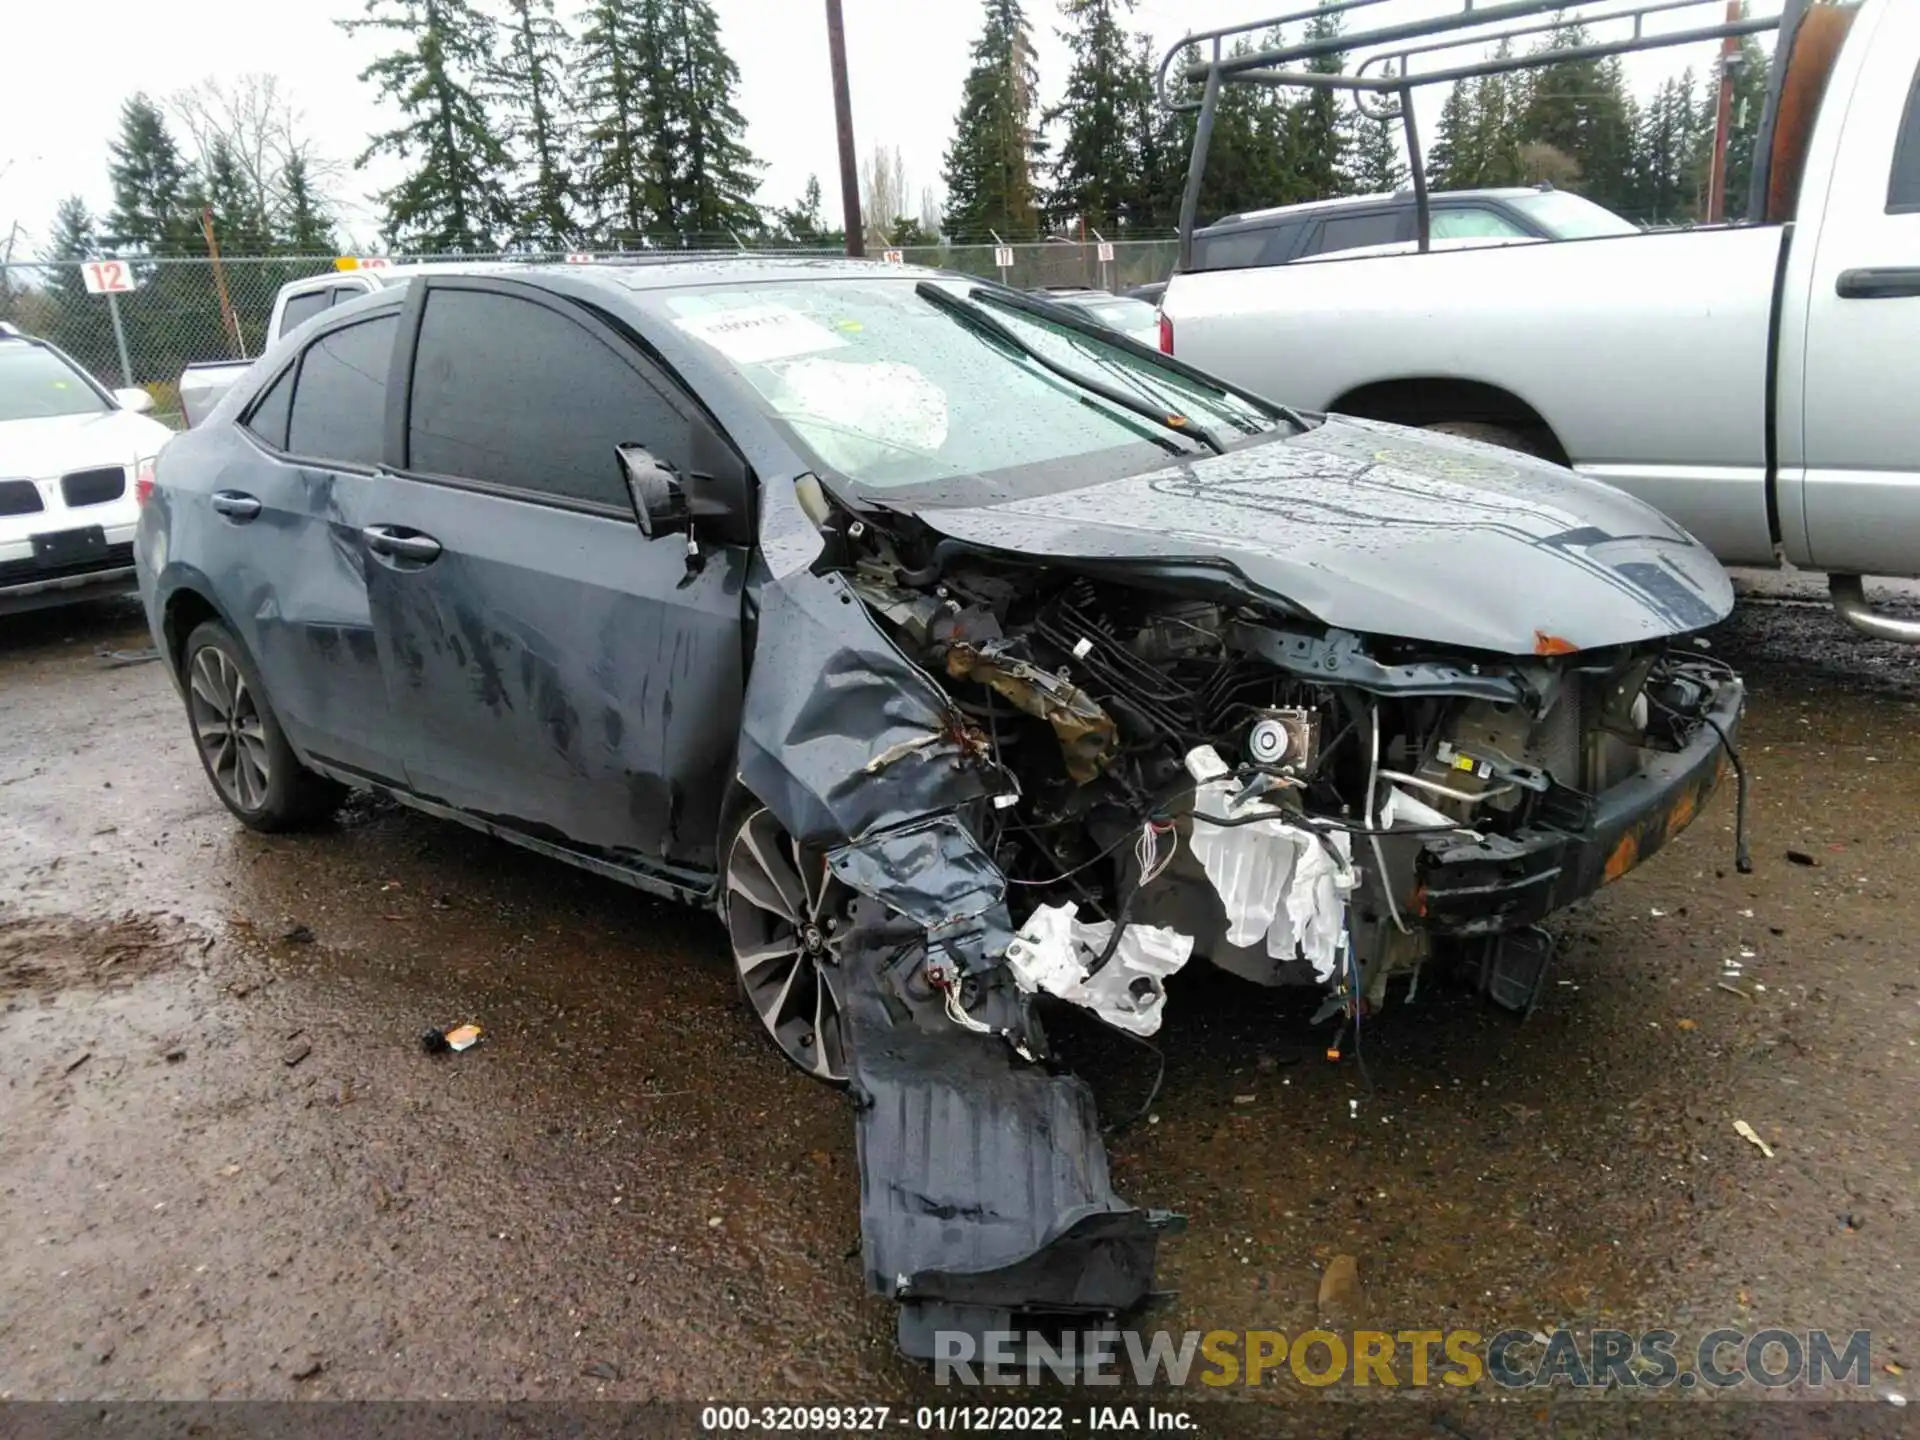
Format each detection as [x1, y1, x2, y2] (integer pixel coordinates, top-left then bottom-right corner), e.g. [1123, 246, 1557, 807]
[210, 490, 261, 521]
[362, 525, 442, 564]
[1836, 267, 1920, 300]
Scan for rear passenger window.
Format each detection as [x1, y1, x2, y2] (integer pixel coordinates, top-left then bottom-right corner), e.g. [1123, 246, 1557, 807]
[405, 287, 683, 509]
[286, 314, 397, 468]
[1431, 208, 1530, 240]
[1308, 211, 1407, 256]
[1891, 60, 1920, 213]
[1193, 230, 1271, 270]
[278, 290, 333, 335]
[244, 365, 295, 450]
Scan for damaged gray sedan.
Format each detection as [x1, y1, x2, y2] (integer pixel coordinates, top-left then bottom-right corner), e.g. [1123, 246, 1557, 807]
[135, 259, 1745, 1355]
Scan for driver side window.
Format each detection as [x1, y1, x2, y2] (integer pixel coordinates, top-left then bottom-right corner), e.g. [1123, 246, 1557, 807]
[405, 287, 687, 509]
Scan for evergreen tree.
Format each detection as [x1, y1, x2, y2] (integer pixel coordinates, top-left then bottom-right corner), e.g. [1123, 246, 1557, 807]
[1290, 1, 1347, 201]
[575, 0, 671, 244]
[1204, 36, 1285, 217]
[1469, 42, 1525, 188]
[204, 137, 270, 253]
[1343, 77, 1406, 194]
[105, 94, 197, 254]
[1428, 81, 1479, 190]
[277, 153, 337, 252]
[663, 0, 763, 237]
[1048, 0, 1137, 232]
[774, 175, 839, 246]
[942, 0, 1045, 241]
[341, 0, 513, 252]
[495, 0, 575, 247]
[1132, 38, 1197, 231]
[1701, 30, 1772, 220]
[1633, 71, 1699, 224]
[42, 198, 104, 368]
[1518, 24, 1639, 212]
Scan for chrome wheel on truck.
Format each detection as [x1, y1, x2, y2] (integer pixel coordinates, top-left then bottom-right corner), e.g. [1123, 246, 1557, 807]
[724, 807, 851, 1083]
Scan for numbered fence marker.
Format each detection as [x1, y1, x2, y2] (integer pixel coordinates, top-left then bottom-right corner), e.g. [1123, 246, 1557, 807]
[80, 261, 138, 295]
[994, 245, 1015, 268]
[1097, 241, 1115, 263]
[565, 252, 595, 264]
[882, 249, 905, 264]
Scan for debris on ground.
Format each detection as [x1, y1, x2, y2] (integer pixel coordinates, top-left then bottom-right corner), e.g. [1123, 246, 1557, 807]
[62, 1050, 91, 1075]
[282, 1039, 312, 1068]
[421, 1023, 483, 1054]
[281, 924, 315, 944]
[1317, 1253, 1363, 1320]
[289, 1354, 325, 1381]
[1733, 1119, 1775, 1158]
[1786, 849, 1818, 867]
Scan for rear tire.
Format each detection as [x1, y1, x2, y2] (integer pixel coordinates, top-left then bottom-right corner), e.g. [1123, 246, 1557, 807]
[1423, 420, 1546, 458]
[181, 619, 344, 832]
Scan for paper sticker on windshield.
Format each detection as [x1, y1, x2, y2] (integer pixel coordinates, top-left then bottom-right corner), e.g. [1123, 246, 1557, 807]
[676, 305, 847, 365]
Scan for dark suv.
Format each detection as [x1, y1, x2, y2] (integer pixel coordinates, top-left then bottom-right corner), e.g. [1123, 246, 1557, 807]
[135, 257, 1739, 1355]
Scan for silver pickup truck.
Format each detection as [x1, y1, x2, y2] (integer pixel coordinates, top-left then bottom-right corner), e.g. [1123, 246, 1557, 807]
[1159, 0, 1920, 639]
[178, 263, 511, 428]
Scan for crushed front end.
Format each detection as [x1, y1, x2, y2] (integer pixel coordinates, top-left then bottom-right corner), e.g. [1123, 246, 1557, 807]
[739, 501, 1744, 1357]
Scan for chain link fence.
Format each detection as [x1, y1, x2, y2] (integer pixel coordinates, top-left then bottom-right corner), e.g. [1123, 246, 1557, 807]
[0, 241, 1179, 429]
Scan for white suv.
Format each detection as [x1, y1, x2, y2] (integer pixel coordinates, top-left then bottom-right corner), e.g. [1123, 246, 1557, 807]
[1, 323, 174, 615]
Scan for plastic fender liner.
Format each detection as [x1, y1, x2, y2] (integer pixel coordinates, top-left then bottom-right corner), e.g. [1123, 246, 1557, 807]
[840, 944, 1168, 1359]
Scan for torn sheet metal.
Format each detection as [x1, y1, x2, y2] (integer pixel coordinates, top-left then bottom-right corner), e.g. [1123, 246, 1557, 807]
[828, 814, 1017, 974]
[1005, 902, 1192, 1036]
[1186, 765, 1356, 982]
[737, 571, 992, 848]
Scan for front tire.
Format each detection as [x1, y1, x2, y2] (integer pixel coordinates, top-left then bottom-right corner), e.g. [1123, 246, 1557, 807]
[1423, 420, 1547, 458]
[181, 619, 344, 832]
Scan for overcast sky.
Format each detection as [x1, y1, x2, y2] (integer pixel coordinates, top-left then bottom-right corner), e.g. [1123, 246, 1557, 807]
[0, 0, 1777, 257]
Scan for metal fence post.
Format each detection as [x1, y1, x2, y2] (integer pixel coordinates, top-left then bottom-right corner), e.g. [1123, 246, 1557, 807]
[105, 289, 134, 388]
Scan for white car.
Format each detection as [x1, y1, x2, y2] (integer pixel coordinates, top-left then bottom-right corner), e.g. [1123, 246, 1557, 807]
[1, 323, 173, 615]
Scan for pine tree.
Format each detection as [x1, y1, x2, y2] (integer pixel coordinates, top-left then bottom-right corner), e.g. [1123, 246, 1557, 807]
[1120, 33, 1176, 229]
[1343, 74, 1406, 195]
[341, 0, 513, 252]
[942, 0, 1045, 241]
[277, 153, 337, 252]
[1518, 24, 1640, 213]
[1705, 30, 1773, 220]
[1048, 0, 1137, 233]
[204, 137, 270, 253]
[1428, 82, 1479, 190]
[1290, 1, 1347, 201]
[774, 175, 835, 246]
[576, 0, 661, 243]
[495, 0, 575, 247]
[106, 94, 197, 254]
[663, 0, 763, 238]
[1469, 41, 1525, 188]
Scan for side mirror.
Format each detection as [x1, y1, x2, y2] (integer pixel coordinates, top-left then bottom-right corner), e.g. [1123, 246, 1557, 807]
[685, 421, 754, 549]
[114, 387, 155, 414]
[617, 444, 690, 539]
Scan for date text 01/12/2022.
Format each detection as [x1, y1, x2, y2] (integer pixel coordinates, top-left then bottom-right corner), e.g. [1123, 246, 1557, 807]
[697, 1405, 1194, 1431]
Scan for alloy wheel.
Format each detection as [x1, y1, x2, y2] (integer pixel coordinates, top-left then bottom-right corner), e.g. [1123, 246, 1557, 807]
[188, 645, 271, 812]
[725, 808, 850, 1083]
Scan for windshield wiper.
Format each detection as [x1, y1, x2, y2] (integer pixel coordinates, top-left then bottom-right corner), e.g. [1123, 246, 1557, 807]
[914, 280, 1223, 455]
[967, 285, 1311, 435]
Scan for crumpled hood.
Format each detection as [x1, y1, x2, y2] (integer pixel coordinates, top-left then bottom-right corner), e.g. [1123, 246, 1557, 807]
[890, 416, 1734, 655]
[0, 410, 173, 479]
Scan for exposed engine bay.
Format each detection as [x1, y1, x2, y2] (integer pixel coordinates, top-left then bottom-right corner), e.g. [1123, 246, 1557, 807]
[738, 493, 1746, 1361]
[835, 515, 1744, 1027]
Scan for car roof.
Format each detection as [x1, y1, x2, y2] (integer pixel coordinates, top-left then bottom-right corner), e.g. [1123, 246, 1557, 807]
[339, 255, 941, 295]
[1202, 187, 1547, 233]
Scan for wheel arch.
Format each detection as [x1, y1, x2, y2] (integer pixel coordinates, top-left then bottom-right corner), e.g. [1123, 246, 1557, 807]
[1330, 376, 1572, 466]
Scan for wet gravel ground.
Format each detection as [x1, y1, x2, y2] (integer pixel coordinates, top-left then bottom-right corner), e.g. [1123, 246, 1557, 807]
[0, 593, 1915, 1424]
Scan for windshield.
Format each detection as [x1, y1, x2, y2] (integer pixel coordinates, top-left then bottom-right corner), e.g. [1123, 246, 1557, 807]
[0, 342, 109, 422]
[649, 278, 1280, 496]
[1506, 191, 1641, 239]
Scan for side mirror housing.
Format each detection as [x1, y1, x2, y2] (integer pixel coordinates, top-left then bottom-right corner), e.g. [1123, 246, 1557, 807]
[684, 421, 754, 549]
[616, 445, 690, 539]
[114, 387, 155, 414]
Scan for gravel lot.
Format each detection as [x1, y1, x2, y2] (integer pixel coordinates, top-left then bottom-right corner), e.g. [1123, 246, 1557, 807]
[1, 592, 1913, 1427]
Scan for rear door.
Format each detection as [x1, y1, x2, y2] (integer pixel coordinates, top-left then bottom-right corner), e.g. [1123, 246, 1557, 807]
[217, 307, 406, 778]
[1783, 0, 1920, 573]
[1297, 206, 1411, 259]
[364, 277, 749, 874]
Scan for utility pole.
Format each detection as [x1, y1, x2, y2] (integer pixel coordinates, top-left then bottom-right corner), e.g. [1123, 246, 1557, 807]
[824, 0, 865, 257]
[1705, 0, 1742, 224]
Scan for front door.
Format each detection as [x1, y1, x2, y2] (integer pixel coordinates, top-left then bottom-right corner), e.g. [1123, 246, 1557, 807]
[365, 278, 748, 874]
[1790, 4, 1920, 575]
